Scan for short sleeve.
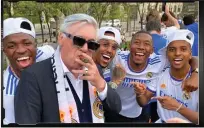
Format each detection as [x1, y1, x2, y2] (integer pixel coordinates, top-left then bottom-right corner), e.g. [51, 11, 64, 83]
[150, 54, 170, 72]
[36, 45, 55, 62]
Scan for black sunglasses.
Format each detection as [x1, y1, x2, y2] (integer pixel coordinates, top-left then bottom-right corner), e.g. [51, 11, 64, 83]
[63, 32, 99, 51]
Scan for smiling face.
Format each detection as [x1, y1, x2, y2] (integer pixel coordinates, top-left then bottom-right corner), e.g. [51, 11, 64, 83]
[130, 32, 153, 67]
[167, 40, 192, 70]
[3, 33, 36, 76]
[93, 32, 118, 68]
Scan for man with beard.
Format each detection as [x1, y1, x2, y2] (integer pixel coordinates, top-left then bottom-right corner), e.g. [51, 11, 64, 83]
[92, 26, 123, 122]
[134, 29, 198, 124]
[93, 26, 123, 83]
[3, 17, 55, 124]
[109, 30, 198, 122]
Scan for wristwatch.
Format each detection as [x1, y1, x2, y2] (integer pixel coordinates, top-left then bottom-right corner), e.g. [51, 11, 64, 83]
[108, 81, 118, 89]
[191, 68, 198, 73]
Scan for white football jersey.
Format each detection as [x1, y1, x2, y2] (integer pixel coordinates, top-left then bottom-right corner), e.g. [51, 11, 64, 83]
[112, 51, 168, 118]
[3, 45, 55, 124]
[147, 68, 198, 122]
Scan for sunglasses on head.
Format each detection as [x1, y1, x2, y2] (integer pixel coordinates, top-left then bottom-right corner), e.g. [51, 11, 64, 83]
[63, 32, 99, 51]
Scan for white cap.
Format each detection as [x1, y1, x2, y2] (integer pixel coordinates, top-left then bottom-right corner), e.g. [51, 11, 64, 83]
[3, 17, 35, 39]
[98, 26, 122, 45]
[158, 29, 194, 55]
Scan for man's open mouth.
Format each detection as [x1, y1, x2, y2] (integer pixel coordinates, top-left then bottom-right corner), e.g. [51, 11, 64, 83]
[16, 56, 32, 69]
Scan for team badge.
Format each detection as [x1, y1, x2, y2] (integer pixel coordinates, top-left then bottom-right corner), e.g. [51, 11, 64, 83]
[93, 97, 104, 119]
[146, 72, 153, 78]
[160, 84, 166, 89]
[182, 91, 191, 100]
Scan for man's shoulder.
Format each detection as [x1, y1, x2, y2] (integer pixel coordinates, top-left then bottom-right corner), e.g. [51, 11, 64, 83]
[117, 51, 129, 59]
[3, 67, 11, 86]
[186, 23, 198, 33]
[36, 45, 55, 62]
[188, 22, 198, 27]
[3, 66, 10, 76]
[149, 55, 162, 63]
[37, 45, 55, 52]
[118, 50, 129, 55]
[153, 67, 170, 84]
[26, 58, 52, 74]
[152, 34, 167, 43]
[147, 55, 167, 71]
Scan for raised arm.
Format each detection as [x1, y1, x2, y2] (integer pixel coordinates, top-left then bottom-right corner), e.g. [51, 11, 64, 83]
[165, 5, 180, 29]
[182, 56, 198, 92]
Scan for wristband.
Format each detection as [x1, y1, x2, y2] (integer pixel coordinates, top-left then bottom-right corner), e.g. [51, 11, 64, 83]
[176, 103, 183, 112]
[191, 68, 198, 73]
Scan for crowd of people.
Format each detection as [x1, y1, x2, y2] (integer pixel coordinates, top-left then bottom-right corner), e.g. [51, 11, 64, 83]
[2, 5, 199, 125]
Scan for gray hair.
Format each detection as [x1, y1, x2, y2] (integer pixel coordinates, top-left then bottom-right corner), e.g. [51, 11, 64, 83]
[60, 13, 98, 33]
[146, 20, 161, 32]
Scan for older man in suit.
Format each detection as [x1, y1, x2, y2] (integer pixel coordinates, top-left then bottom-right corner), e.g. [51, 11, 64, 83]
[15, 13, 121, 124]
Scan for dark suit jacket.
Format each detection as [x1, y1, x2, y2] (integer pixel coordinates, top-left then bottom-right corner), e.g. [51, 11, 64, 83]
[14, 58, 121, 124]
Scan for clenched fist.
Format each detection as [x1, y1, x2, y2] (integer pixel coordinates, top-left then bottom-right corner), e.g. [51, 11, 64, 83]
[132, 82, 146, 96]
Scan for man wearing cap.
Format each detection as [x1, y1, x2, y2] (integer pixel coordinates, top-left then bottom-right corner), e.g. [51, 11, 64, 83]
[134, 29, 198, 124]
[14, 14, 122, 124]
[93, 26, 123, 83]
[93, 26, 123, 122]
[2, 17, 55, 124]
[108, 30, 198, 122]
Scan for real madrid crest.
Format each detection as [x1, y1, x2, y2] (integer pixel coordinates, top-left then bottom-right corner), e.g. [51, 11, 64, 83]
[182, 91, 191, 100]
[146, 72, 153, 78]
[93, 97, 104, 119]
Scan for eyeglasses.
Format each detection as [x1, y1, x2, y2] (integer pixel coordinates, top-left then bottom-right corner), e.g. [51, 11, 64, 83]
[63, 32, 99, 51]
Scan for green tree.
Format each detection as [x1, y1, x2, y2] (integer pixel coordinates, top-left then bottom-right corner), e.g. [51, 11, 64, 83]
[3, 1, 14, 18]
[67, 3, 89, 14]
[47, 3, 64, 42]
[3, 1, 45, 42]
[130, 4, 139, 31]
[181, 2, 198, 18]
[136, 3, 149, 29]
[42, 3, 68, 42]
[88, 3, 110, 27]
[108, 3, 122, 27]
[122, 3, 132, 32]
[42, 3, 54, 42]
